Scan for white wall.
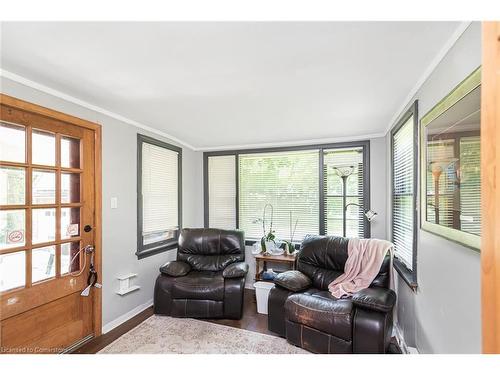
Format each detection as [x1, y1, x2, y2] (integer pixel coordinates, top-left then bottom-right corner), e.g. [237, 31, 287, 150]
[0, 77, 204, 330]
[369, 136, 388, 240]
[386, 22, 482, 353]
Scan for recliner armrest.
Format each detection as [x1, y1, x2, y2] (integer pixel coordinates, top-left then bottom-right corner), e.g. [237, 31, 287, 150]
[159, 260, 191, 277]
[352, 287, 396, 313]
[223, 262, 248, 278]
[274, 270, 312, 292]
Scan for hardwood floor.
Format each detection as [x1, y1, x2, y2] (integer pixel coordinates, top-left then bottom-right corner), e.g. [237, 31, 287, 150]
[73, 288, 401, 354]
[73, 289, 272, 354]
[72, 304, 154, 354]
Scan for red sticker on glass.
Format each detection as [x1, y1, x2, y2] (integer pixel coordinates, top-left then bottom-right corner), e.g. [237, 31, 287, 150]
[7, 230, 24, 243]
[66, 224, 79, 236]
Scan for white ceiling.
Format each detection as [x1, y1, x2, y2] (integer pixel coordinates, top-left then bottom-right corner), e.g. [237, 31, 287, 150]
[1, 22, 463, 150]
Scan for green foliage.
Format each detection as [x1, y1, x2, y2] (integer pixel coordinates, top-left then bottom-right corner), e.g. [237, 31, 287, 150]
[239, 151, 319, 240]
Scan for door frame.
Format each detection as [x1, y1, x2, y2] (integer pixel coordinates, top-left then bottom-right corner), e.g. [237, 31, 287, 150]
[0, 93, 103, 338]
[481, 22, 500, 354]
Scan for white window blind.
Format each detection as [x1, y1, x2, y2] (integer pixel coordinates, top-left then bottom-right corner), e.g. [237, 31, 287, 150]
[238, 150, 319, 241]
[324, 147, 365, 238]
[392, 116, 415, 270]
[426, 139, 456, 227]
[459, 136, 481, 236]
[208, 155, 236, 229]
[141, 142, 179, 246]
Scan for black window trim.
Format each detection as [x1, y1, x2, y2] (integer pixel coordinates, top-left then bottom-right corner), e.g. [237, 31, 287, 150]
[136, 134, 182, 260]
[203, 140, 371, 246]
[390, 100, 418, 290]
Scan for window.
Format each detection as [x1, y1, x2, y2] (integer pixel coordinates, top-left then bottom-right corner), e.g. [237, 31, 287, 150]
[239, 150, 319, 241]
[391, 101, 418, 288]
[137, 134, 181, 259]
[204, 142, 370, 243]
[207, 155, 236, 229]
[324, 147, 368, 238]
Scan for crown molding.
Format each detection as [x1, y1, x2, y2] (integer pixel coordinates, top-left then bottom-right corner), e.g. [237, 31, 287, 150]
[384, 21, 472, 135]
[0, 69, 197, 150]
[195, 132, 386, 152]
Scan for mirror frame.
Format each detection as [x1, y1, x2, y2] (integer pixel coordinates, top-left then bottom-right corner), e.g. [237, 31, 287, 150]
[420, 67, 481, 251]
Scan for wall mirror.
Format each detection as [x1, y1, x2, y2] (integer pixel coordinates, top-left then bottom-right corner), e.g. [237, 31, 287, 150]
[420, 67, 481, 250]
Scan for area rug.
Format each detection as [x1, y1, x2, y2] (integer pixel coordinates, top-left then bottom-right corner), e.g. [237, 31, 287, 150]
[99, 315, 308, 354]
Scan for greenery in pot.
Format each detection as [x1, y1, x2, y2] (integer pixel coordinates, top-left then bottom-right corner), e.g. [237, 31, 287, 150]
[282, 211, 298, 255]
[253, 203, 275, 254]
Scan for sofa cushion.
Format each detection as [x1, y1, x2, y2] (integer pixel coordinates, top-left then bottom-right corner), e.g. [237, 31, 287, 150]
[159, 260, 191, 277]
[285, 289, 353, 341]
[171, 271, 225, 301]
[177, 228, 245, 271]
[274, 270, 312, 292]
[352, 287, 396, 313]
[222, 262, 249, 278]
[297, 235, 349, 289]
[296, 236, 391, 290]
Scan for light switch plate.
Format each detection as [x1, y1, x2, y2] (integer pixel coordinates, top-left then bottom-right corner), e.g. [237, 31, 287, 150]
[111, 197, 118, 209]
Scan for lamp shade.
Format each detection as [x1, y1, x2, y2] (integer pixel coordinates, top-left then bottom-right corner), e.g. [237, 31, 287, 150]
[364, 209, 377, 222]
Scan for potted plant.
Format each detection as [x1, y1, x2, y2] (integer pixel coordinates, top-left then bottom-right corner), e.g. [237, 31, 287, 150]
[282, 211, 298, 256]
[253, 203, 276, 254]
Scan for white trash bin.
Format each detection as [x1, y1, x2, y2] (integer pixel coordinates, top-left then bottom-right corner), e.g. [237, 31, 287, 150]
[253, 281, 275, 315]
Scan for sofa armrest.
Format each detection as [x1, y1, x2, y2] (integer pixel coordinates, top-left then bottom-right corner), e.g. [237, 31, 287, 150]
[352, 287, 396, 313]
[223, 262, 248, 278]
[159, 260, 191, 277]
[274, 270, 312, 292]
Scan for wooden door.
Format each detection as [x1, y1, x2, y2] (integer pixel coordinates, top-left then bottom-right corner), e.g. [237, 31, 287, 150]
[0, 94, 102, 353]
[481, 22, 500, 354]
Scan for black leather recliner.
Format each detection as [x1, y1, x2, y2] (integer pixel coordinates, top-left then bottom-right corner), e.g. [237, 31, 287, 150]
[154, 228, 248, 319]
[268, 235, 396, 354]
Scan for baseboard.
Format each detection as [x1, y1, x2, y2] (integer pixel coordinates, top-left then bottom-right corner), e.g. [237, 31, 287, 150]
[102, 299, 153, 334]
[393, 323, 412, 354]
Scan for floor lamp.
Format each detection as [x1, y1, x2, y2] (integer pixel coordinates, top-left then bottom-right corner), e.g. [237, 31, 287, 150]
[429, 158, 458, 225]
[332, 166, 353, 237]
[332, 166, 377, 237]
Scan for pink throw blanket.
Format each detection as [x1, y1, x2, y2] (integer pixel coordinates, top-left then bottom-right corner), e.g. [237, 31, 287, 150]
[328, 238, 394, 298]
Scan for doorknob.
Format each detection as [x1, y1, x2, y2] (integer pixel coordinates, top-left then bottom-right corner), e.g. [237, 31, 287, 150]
[84, 225, 92, 233]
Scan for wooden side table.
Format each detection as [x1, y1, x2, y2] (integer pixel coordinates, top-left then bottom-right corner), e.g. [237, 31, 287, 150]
[254, 253, 297, 281]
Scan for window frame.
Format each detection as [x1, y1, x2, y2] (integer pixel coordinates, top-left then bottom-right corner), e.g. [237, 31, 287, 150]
[390, 101, 418, 289]
[203, 140, 370, 245]
[136, 134, 182, 260]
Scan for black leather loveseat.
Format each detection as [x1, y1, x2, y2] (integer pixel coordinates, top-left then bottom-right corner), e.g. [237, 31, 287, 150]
[154, 228, 248, 319]
[267, 235, 395, 353]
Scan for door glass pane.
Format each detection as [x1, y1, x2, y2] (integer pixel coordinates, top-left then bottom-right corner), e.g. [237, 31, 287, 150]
[61, 137, 80, 168]
[61, 241, 80, 274]
[61, 207, 80, 240]
[32, 130, 55, 166]
[0, 122, 25, 163]
[61, 173, 80, 203]
[32, 246, 56, 283]
[0, 251, 25, 292]
[32, 170, 56, 204]
[0, 167, 26, 205]
[32, 208, 56, 244]
[0, 210, 26, 249]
